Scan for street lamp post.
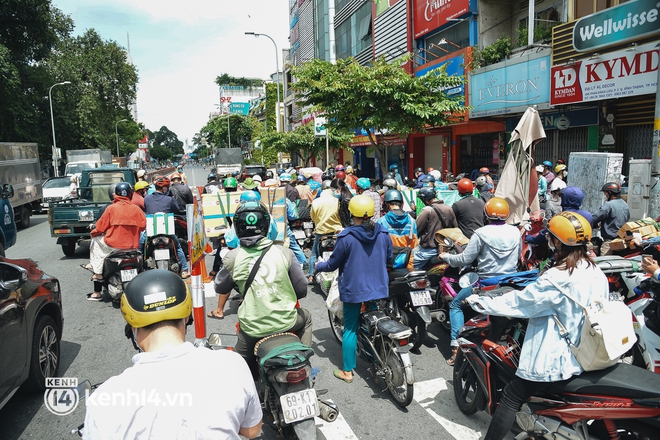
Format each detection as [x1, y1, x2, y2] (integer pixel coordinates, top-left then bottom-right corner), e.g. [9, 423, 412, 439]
[48, 81, 71, 177]
[115, 119, 129, 158]
[245, 32, 281, 132]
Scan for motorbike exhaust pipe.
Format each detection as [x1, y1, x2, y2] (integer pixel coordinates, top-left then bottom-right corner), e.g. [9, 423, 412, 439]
[318, 400, 338, 422]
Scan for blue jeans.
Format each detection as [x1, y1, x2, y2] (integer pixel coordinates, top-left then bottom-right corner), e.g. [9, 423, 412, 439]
[139, 231, 189, 271]
[449, 286, 474, 345]
[413, 246, 438, 270]
[342, 302, 361, 372]
[286, 227, 307, 265]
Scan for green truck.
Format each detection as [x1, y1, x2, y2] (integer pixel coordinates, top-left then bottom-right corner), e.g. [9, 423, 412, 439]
[49, 167, 137, 256]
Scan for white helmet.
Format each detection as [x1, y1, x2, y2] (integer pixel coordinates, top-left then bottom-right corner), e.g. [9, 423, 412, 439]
[429, 170, 442, 180]
[550, 178, 566, 192]
[535, 165, 544, 173]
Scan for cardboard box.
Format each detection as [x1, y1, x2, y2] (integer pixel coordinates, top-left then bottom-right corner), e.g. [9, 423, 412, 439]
[608, 238, 628, 251]
[618, 218, 657, 238]
[146, 213, 175, 237]
[638, 225, 658, 238]
[644, 231, 660, 239]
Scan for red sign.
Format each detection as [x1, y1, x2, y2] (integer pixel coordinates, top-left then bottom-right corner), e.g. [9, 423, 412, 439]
[413, 0, 470, 39]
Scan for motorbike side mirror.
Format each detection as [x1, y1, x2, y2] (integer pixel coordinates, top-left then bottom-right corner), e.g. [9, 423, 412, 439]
[524, 223, 533, 232]
[459, 272, 479, 289]
[443, 237, 454, 247]
[76, 380, 92, 399]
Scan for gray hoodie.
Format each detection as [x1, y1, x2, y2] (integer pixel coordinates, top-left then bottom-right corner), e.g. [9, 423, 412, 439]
[443, 223, 521, 278]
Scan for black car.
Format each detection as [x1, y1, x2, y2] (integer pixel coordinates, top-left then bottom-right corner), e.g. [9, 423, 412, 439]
[239, 165, 267, 181]
[0, 258, 63, 409]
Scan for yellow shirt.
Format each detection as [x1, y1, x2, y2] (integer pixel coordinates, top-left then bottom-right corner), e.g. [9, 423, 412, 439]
[311, 190, 343, 234]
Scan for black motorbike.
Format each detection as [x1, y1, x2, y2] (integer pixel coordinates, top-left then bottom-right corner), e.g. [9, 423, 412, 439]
[102, 249, 143, 301]
[290, 219, 315, 251]
[386, 269, 432, 351]
[143, 233, 181, 273]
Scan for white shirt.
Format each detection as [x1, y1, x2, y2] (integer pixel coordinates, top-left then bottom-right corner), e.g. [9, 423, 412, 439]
[83, 342, 262, 440]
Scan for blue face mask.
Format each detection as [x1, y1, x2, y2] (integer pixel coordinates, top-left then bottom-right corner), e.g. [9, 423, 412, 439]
[333, 191, 341, 199]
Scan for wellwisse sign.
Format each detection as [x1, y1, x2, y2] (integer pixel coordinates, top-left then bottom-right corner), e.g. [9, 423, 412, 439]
[573, 0, 660, 52]
[551, 42, 659, 105]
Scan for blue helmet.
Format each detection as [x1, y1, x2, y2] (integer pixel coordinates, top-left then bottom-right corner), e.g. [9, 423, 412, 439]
[308, 181, 321, 192]
[356, 177, 371, 190]
[389, 164, 398, 170]
[277, 169, 285, 175]
[296, 174, 307, 183]
[239, 191, 261, 203]
[280, 173, 292, 182]
[542, 161, 553, 168]
[207, 173, 216, 181]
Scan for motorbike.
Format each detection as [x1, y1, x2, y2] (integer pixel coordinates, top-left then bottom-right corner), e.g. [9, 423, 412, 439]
[453, 285, 660, 439]
[82, 247, 143, 302]
[143, 233, 181, 273]
[386, 269, 432, 351]
[623, 278, 660, 374]
[173, 214, 189, 258]
[290, 218, 315, 251]
[518, 210, 548, 271]
[328, 301, 416, 407]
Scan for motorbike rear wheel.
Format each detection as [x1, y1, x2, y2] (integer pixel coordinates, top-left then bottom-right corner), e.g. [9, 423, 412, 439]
[328, 310, 344, 344]
[453, 349, 484, 415]
[156, 260, 169, 270]
[400, 311, 426, 351]
[384, 351, 414, 407]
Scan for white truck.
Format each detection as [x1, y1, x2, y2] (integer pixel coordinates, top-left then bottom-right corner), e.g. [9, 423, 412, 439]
[0, 142, 43, 229]
[215, 147, 243, 177]
[65, 149, 113, 176]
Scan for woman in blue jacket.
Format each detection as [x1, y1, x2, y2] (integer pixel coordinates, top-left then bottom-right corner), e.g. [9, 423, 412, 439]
[315, 195, 392, 383]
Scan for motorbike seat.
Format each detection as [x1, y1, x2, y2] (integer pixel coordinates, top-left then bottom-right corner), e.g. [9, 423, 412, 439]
[595, 256, 641, 273]
[376, 318, 413, 339]
[254, 333, 313, 368]
[552, 362, 660, 399]
[388, 268, 410, 283]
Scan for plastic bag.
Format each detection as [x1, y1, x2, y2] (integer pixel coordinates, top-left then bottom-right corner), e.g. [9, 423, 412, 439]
[325, 272, 342, 319]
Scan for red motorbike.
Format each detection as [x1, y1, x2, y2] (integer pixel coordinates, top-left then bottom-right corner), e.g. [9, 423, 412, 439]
[454, 289, 660, 439]
[518, 210, 548, 271]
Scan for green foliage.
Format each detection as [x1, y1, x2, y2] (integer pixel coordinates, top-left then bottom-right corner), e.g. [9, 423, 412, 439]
[291, 55, 468, 175]
[515, 23, 557, 47]
[467, 36, 512, 70]
[149, 145, 172, 161]
[153, 126, 183, 155]
[259, 121, 354, 166]
[198, 114, 260, 150]
[215, 73, 263, 90]
[265, 83, 282, 133]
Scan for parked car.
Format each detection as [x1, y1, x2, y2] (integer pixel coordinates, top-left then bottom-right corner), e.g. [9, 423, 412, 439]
[41, 177, 72, 211]
[239, 165, 267, 182]
[0, 258, 63, 410]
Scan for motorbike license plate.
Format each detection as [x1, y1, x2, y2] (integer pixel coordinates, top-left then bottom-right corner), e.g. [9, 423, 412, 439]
[120, 268, 138, 283]
[280, 389, 319, 424]
[293, 229, 307, 240]
[322, 252, 332, 260]
[303, 222, 314, 229]
[410, 290, 433, 307]
[154, 249, 170, 261]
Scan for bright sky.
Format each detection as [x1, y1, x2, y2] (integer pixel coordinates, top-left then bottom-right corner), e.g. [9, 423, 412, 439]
[52, 0, 290, 150]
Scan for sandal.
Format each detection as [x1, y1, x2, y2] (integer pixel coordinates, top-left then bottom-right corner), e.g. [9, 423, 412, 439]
[207, 310, 224, 320]
[447, 347, 459, 366]
[86, 292, 103, 302]
[333, 369, 353, 384]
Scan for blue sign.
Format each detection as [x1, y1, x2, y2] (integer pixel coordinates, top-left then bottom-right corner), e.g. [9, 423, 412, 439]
[415, 55, 465, 97]
[230, 102, 250, 115]
[469, 55, 551, 118]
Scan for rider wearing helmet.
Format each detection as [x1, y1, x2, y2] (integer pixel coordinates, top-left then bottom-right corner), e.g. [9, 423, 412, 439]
[295, 174, 314, 204]
[554, 164, 568, 184]
[204, 173, 222, 194]
[592, 181, 629, 255]
[344, 165, 358, 190]
[377, 190, 419, 270]
[279, 172, 301, 202]
[176, 165, 188, 185]
[413, 167, 426, 189]
[479, 167, 495, 193]
[451, 178, 485, 239]
[84, 270, 262, 439]
[465, 212, 607, 440]
[315, 195, 392, 384]
[307, 178, 343, 283]
[535, 165, 548, 208]
[414, 187, 457, 269]
[87, 182, 146, 301]
[144, 176, 190, 279]
[223, 177, 238, 192]
[440, 197, 521, 365]
[214, 202, 312, 377]
[335, 170, 347, 181]
[355, 177, 381, 220]
[169, 172, 193, 214]
[475, 176, 493, 203]
[389, 164, 404, 186]
[133, 181, 150, 211]
[542, 160, 555, 188]
[545, 178, 567, 222]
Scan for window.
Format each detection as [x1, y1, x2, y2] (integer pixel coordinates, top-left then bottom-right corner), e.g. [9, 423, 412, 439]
[335, 2, 372, 59]
[424, 21, 469, 60]
[575, 0, 627, 19]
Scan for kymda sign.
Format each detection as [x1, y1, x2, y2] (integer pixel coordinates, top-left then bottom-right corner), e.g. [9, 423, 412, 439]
[573, 0, 660, 52]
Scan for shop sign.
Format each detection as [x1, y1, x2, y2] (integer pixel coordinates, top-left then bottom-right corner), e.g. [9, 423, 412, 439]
[505, 107, 598, 132]
[550, 42, 659, 105]
[573, 0, 660, 52]
[469, 55, 551, 118]
[415, 54, 465, 97]
[413, 0, 471, 39]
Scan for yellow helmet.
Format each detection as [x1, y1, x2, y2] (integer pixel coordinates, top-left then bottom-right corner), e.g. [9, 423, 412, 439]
[548, 211, 592, 246]
[121, 270, 192, 328]
[134, 181, 149, 191]
[348, 195, 374, 218]
[554, 164, 567, 174]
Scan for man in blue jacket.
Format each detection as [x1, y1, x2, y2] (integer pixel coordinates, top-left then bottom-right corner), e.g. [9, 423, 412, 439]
[315, 195, 392, 383]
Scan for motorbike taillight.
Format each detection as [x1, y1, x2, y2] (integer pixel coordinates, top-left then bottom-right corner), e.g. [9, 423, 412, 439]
[408, 279, 429, 289]
[398, 338, 409, 346]
[153, 237, 170, 245]
[272, 365, 311, 384]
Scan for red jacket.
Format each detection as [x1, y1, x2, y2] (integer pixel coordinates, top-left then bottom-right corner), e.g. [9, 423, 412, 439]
[91, 196, 146, 249]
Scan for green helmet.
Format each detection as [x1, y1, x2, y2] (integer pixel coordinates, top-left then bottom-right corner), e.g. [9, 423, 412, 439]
[223, 177, 237, 191]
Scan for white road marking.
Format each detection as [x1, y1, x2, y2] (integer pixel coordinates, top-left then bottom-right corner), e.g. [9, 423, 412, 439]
[315, 399, 359, 440]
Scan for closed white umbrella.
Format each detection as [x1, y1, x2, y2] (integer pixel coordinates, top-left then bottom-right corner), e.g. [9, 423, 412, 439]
[495, 107, 546, 224]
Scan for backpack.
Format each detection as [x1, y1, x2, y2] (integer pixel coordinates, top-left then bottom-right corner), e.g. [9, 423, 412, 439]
[551, 280, 636, 372]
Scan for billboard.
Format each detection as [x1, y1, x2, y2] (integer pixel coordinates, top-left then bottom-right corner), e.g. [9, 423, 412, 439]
[413, 0, 471, 39]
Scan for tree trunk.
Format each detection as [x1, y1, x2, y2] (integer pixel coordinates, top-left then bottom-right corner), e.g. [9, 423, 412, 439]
[367, 131, 388, 178]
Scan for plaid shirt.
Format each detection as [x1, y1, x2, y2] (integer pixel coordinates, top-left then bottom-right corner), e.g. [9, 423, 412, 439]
[363, 189, 382, 221]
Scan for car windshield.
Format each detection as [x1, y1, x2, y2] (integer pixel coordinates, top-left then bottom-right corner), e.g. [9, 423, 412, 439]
[43, 178, 71, 189]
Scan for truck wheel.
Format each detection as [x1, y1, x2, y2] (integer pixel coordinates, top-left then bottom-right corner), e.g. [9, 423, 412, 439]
[17, 206, 30, 229]
[62, 241, 76, 257]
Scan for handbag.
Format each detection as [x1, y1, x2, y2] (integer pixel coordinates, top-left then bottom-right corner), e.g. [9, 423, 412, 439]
[550, 280, 636, 372]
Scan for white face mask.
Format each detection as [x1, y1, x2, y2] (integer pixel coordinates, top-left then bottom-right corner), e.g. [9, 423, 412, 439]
[547, 235, 556, 252]
[132, 328, 144, 352]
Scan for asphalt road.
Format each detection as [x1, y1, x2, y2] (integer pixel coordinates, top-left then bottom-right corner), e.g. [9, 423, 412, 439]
[0, 166, 512, 439]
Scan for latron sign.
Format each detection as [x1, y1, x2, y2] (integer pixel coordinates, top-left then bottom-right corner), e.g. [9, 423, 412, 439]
[573, 0, 660, 52]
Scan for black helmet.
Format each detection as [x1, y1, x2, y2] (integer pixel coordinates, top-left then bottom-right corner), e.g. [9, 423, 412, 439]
[321, 173, 332, 182]
[384, 189, 404, 205]
[421, 175, 436, 184]
[115, 182, 133, 199]
[108, 183, 118, 201]
[384, 172, 395, 180]
[414, 167, 423, 174]
[418, 187, 436, 202]
[266, 170, 274, 179]
[601, 182, 621, 194]
[321, 180, 332, 190]
[234, 202, 271, 238]
[121, 270, 192, 328]
[382, 178, 397, 189]
[207, 173, 216, 181]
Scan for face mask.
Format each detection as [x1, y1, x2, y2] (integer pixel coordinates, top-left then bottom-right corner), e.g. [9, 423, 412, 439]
[547, 235, 556, 252]
[132, 328, 144, 352]
[333, 191, 341, 199]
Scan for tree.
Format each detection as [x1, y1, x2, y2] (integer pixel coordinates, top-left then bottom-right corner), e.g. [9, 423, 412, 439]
[198, 114, 259, 149]
[153, 126, 184, 155]
[215, 73, 263, 90]
[291, 56, 469, 175]
[259, 121, 353, 166]
[149, 145, 172, 161]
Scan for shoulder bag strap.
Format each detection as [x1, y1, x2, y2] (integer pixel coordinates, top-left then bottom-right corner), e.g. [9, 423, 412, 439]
[547, 278, 587, 343]
[430, 204, 448, 230]
[241, 244, 273, 296]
